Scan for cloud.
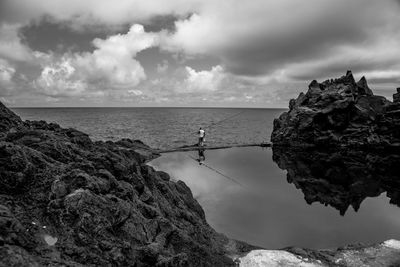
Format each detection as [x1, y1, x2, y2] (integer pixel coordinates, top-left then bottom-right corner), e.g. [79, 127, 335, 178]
[0, 23, 33, 61]
[156, 60, 169, 73]
[74, 24, 160, 87]
[128, 89, 143, 96]
[0, 59, 15, 83]
[2, 0, 400, 106]
[163, 0, 400, 77]
[1, 0, 198, 28]
[285, 39, 400, 83]
[183, 65, 224, 92]
[35, 58, 87, 97]
[0, 59, 16, 96]
[34, 24, 160, 97]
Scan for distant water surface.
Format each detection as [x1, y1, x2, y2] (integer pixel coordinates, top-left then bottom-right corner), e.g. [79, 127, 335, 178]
[14, 108, 283, 149]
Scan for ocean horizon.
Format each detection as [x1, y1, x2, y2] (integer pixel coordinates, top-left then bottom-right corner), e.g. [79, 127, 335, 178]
[13, 107, 285, 149]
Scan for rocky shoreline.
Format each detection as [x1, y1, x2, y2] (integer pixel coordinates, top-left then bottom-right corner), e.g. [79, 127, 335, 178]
[0, 101, 256, 266]
[262, 71, 400, 266]
[272, 71, 400, 148]
[1, 98, 400, 266]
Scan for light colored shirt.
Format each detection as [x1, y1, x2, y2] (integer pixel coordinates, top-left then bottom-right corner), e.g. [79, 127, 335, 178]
[199, 129, 205, 138]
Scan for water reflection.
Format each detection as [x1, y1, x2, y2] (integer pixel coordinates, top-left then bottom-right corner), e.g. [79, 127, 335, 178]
[197, 148, 206, 165]
[272, 147, 400, 215]
[150, 147, 400, 249]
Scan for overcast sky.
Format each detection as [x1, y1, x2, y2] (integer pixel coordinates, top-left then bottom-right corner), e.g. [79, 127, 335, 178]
[1, 0, 400, 107]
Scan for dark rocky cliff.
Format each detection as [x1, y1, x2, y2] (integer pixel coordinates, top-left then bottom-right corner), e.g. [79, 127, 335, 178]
[0, 102, 252, 266]
[271, 71, 400, 147]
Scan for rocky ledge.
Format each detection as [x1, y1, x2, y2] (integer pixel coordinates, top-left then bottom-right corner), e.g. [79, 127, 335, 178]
[2, 100, 400, 267]
[271, 71, 400, 147]
[0, 101, 254, 266]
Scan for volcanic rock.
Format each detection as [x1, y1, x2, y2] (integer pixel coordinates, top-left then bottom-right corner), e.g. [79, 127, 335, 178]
[238, 240, 400, 267]
[393, 88, 400, 103]
[271, 71, 400, 147]
[0, 101, 254, 266]
[0, 101, 22, 133]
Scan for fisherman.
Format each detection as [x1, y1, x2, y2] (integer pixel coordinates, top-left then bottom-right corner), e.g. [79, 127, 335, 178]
[198, 127, 205, 147]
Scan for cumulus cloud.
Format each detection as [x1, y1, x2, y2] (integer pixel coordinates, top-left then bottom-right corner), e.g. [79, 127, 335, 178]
[0, 59, 17, 97]
[74, 24, 160, 87]
[131, 64, 286, 106]
[35, 58, 87, 97]
[0, 59, 19, 97]
[34, 24, 160, 97]
[0, 23, 33, 61]
[0, 59, 15, 83]
[183, 65, 224, 92]
[2, 0, 400, 106]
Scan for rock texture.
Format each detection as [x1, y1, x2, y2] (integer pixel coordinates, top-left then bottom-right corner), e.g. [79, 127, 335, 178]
[238, 240, 400, 267]
[272, 146, 400, 215]
[271, 71, 400, 147]
[0, 101, 253, 266]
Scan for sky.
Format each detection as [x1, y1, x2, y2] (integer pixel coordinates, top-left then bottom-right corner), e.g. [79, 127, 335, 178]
[0, 0, 400, 107]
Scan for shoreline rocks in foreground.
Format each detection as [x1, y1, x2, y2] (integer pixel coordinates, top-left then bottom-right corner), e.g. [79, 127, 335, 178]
[0, 101, 254, 266]
[238, 239, 400, 267]
[1, 100, 400, 266]
[271, 71, 400, 147]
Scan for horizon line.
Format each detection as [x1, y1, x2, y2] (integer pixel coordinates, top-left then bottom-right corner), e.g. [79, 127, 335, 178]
[10, 106, 288, 109]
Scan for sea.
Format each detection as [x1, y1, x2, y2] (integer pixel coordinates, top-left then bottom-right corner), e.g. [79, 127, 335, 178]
[13, 107, 400, 249]
[14, 108, 281, 149]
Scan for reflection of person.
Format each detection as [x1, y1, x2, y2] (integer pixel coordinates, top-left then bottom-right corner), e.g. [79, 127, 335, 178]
[198, 127, 205, 147]
[197, 148, 206, 165]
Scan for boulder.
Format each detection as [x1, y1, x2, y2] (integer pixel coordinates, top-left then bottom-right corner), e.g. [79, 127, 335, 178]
[271, 71, 399, 147]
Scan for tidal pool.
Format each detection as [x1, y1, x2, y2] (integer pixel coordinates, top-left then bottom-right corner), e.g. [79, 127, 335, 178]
[149, 147, 400, 249]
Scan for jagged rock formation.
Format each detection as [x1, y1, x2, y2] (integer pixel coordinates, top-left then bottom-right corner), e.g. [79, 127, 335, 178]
[271, 71, 400, 147]
[272, 146, 400, 215]
[0, 101, 253, 266]
[393, 88, 400, 103]
[0, 101, 22, 133]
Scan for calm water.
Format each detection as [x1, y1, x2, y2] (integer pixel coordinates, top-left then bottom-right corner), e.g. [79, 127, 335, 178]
[150, 147, 400, 249]
[12, 108, 400, 249]
[14, 108, 283, 149]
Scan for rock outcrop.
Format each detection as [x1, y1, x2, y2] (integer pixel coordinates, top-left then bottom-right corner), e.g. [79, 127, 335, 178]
[0, 101, 22, 133]
[0, 101, 253, 266]
[238, 240, 400, 267]
[272, 146, 400, 215]
[271, 71, 400, 147]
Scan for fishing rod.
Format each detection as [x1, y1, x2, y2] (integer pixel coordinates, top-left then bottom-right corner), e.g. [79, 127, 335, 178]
[203, 109, 247, 131]
[186, 109, 247, 136]
[187, 155, 245, 188]
[170, 109, 248, 149]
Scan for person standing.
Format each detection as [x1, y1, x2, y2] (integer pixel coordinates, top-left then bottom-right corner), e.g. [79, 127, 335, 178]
[198, 127, 205, 146]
